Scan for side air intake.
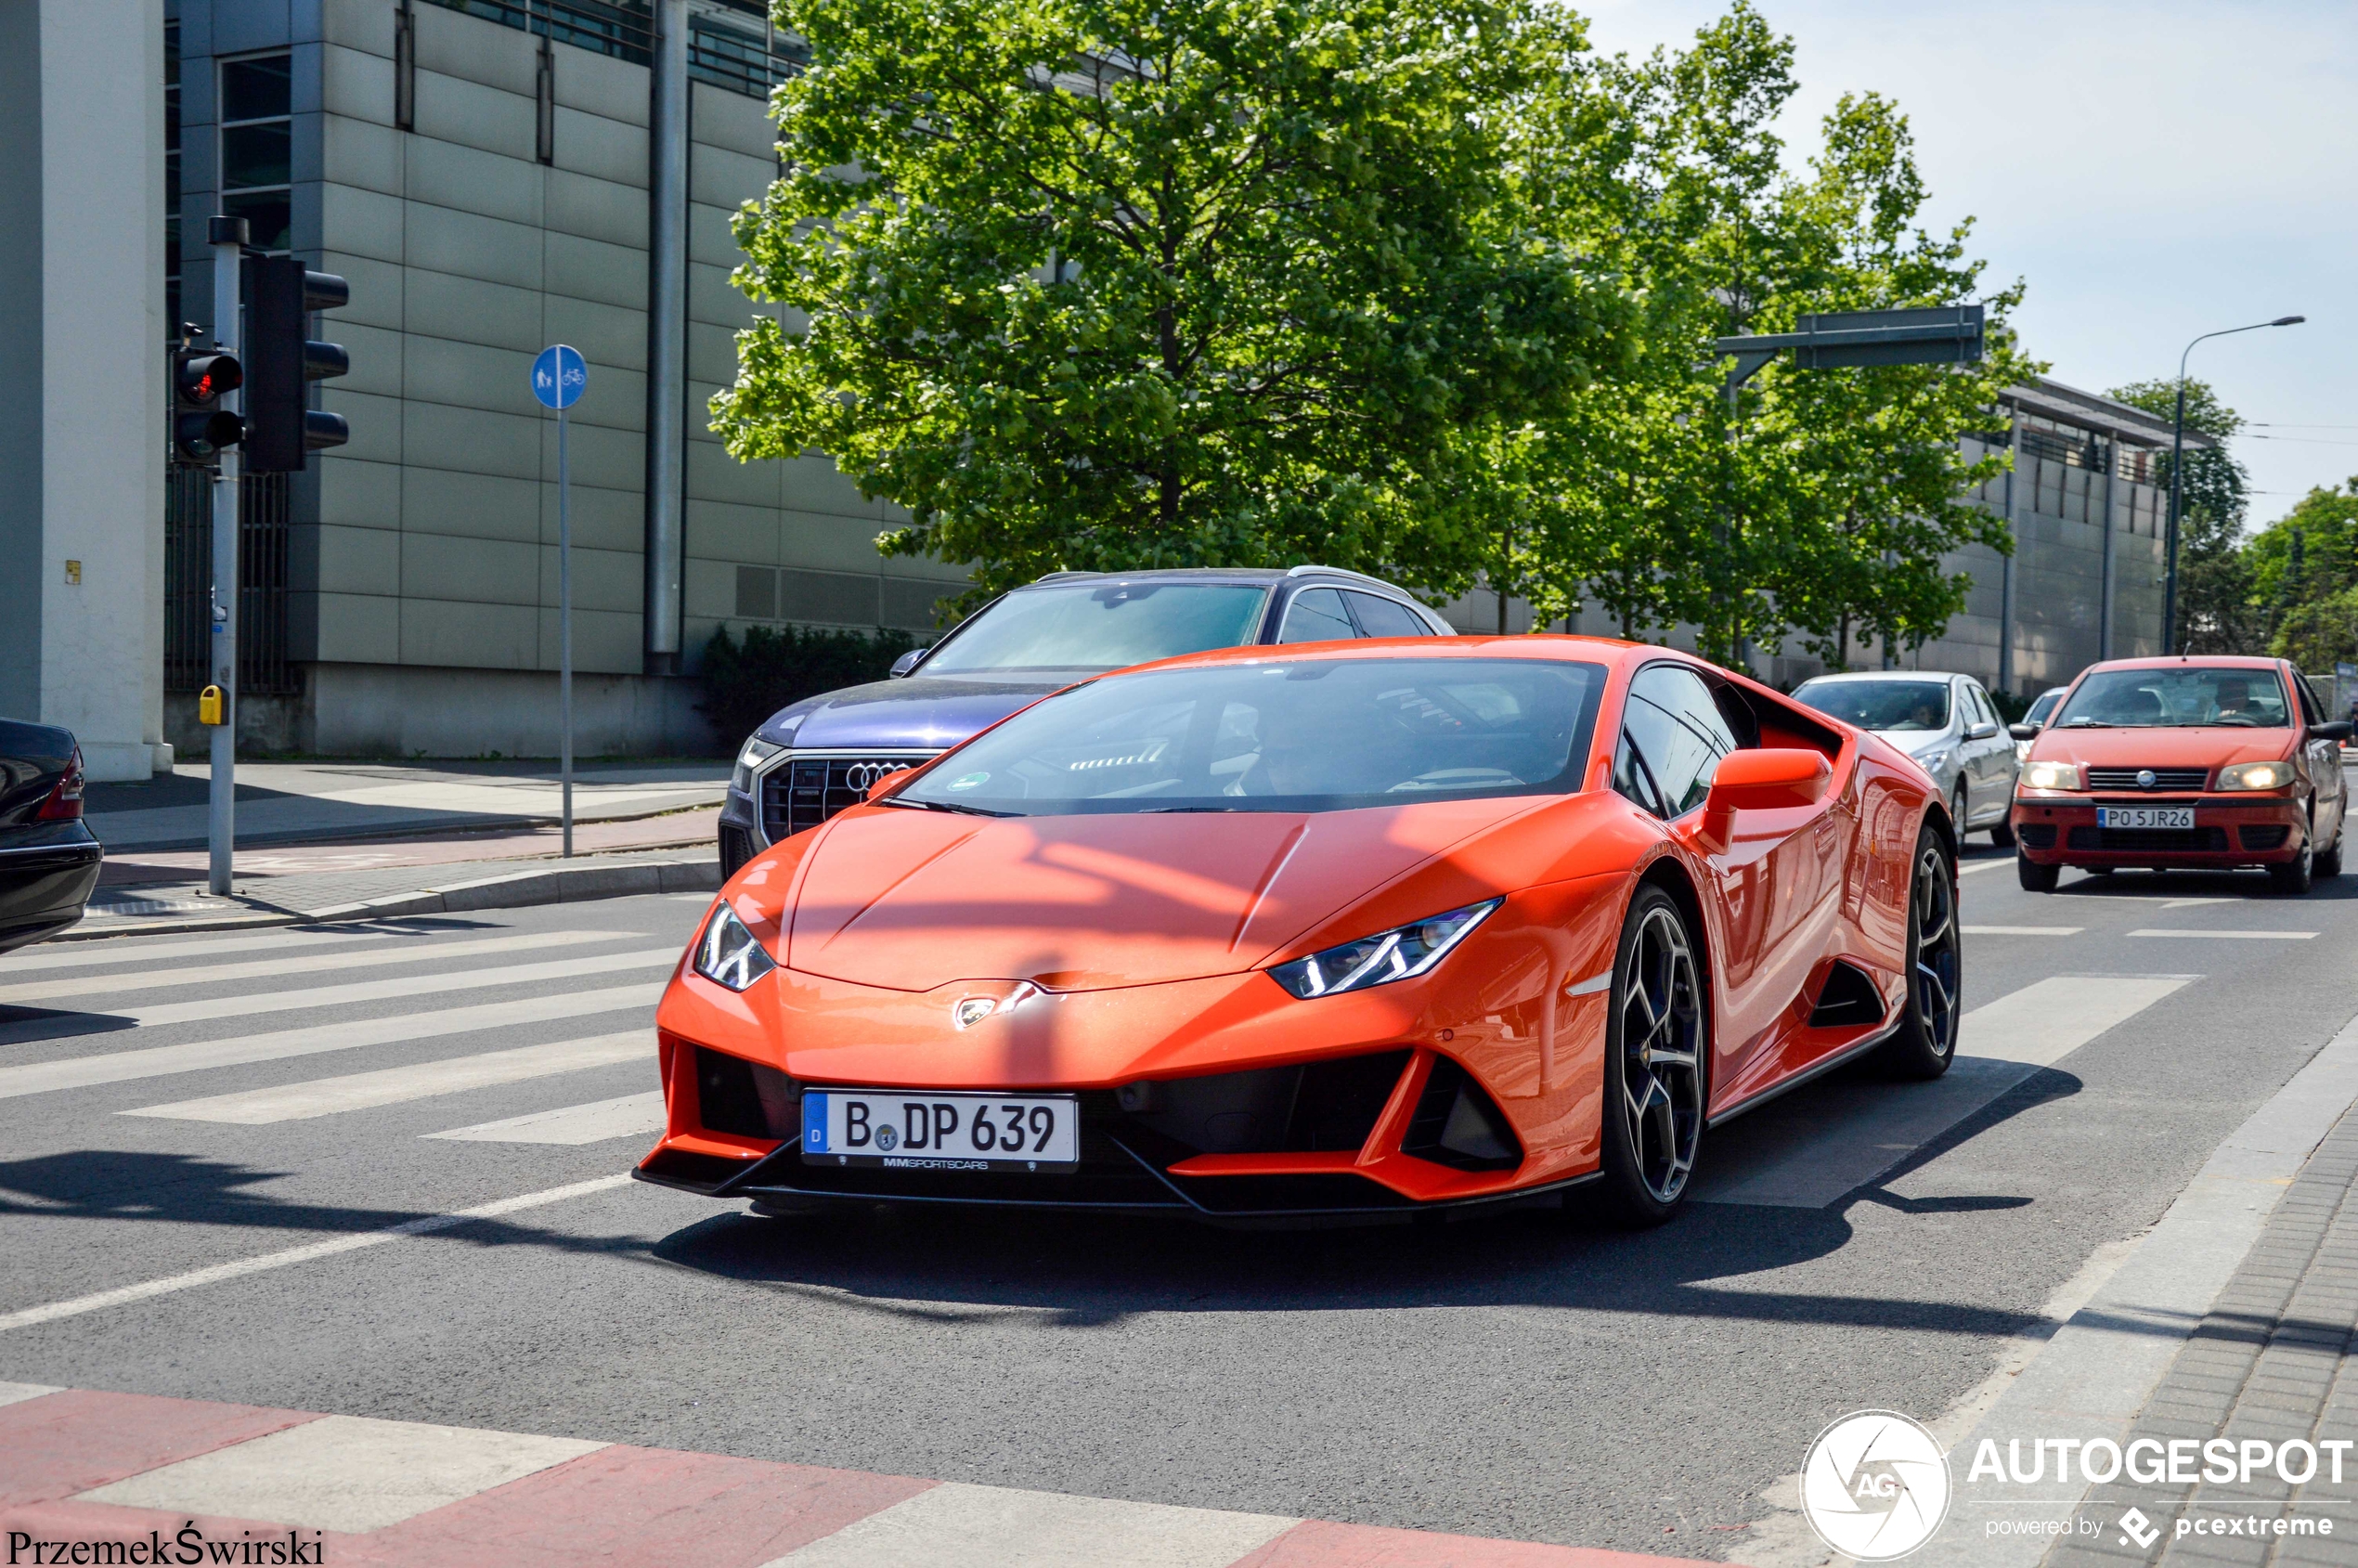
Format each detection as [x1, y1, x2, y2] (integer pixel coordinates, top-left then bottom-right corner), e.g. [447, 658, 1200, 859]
[1399, 1056, 1521, 1172]
[1807, 961, 1886, 1029]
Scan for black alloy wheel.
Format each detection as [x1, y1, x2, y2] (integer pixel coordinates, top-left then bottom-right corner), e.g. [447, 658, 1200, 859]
[1880, 826, 1961, 1080]
[1593, 885, 1708, 1227]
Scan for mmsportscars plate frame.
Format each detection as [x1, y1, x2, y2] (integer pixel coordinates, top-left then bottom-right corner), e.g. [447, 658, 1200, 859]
[801, 1089, 1080, 1173]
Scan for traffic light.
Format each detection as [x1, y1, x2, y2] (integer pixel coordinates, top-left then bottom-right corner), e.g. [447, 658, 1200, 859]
[172, 336, 243, 464]
[244, 257, 351, 472]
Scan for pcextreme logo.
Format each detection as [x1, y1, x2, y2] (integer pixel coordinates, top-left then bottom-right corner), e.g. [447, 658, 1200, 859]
[1799, 1410, 1953, 1562]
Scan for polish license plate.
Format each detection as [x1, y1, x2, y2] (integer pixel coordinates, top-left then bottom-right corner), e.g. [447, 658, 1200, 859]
[2097, 806, 2195, 830]
[800, 1090, 1079, 1173]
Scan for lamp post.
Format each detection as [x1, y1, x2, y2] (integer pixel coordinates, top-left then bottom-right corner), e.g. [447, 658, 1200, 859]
[2162, 315, 2303, 653]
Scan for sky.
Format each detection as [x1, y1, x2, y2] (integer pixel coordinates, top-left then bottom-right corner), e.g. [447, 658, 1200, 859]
[1580, 0, 2358, 529]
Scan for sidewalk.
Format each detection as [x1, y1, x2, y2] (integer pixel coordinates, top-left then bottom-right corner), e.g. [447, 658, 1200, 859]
[62, 760, 731, 939]
[0, 1385, 1701, 1568]
[2046, 1097, 2358, 1566]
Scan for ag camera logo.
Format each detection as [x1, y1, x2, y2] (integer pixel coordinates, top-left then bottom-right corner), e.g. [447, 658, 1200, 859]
[1800, 1410, 1952, 1561]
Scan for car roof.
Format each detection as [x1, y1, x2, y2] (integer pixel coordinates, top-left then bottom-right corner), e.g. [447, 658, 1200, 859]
[1113, 633, 1648, 678]
[2079, 654, 2286, 672]
[1794, 670, 1964, 683]
[1020, 565, 1416, 595]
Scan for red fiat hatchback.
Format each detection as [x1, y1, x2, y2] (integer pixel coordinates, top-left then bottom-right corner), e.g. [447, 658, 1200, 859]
[2009, 656, 2351, 893]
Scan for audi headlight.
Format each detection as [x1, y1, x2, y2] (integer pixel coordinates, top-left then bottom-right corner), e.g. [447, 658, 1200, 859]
[693, 905, 776, 991]
[2021, 760, 2082, 791]
[1268, 900, 1500, 1000]
[2217, 760, 2292, 791]
[732, 737, 784, 795]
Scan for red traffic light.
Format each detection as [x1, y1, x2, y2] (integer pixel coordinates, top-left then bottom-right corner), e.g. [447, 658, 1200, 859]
[174, 351, 241, 406]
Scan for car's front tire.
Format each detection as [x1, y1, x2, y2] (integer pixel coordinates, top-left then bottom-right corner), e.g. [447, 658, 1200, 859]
[2314, 821, 2343, 880]
[2017, 852, 2059, 892]
[1879, 826, 1961, 1081]
[2271, 830, 2316, 895]
[1989, 814, 2016, 849]
[1593, 885, 1708, 1228]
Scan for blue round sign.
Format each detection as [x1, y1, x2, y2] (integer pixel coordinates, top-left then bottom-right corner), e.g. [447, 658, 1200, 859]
[531, 343, 587, 410]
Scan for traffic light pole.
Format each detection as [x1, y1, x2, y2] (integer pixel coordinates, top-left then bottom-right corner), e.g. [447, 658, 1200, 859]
[207, 221, 243, 898]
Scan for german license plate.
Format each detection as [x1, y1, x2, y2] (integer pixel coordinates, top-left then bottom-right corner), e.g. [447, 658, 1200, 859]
[2097, 806, 2194, 830]
[800, 1090, 1079, 1173]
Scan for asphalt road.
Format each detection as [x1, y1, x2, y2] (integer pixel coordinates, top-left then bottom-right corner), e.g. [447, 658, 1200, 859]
[4, 849, 2356, 1562]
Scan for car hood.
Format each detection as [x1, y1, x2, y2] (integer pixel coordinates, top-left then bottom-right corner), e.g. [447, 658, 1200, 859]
[2029, 726, 2296, 769]
[782, 798, 1541, 992]
[758, 675, 1078, 753]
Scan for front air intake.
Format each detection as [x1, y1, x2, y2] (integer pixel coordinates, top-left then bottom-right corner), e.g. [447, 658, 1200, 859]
[694, 1046, 797, 1140]
[1807, 961, 1886, 1029]
[1399, 1056, 1521, 1172]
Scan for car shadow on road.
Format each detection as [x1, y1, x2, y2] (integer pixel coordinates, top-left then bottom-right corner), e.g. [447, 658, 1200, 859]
[635, 1060, 2085, 1342]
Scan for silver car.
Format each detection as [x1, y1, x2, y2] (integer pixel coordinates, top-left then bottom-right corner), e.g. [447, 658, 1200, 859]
[1790, 670, 2021, 846]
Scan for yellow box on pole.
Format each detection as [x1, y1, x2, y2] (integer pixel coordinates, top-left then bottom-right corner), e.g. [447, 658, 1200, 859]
[198, 685, 224, 726]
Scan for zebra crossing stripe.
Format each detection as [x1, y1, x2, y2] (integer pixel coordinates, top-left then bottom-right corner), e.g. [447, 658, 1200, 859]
[123, 1032, 652, 1124]
[0, 929, 633, 1005]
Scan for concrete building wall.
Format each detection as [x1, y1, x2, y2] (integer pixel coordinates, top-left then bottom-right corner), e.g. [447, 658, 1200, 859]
[0, 0, 171, 782]
[170, 0, 967, 757]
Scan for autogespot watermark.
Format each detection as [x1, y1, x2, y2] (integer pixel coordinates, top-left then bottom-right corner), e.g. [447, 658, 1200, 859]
[1800, 1411, 2348, 1560]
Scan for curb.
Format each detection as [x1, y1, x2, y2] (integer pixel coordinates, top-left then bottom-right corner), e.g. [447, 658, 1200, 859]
[61, 855, 721, 941]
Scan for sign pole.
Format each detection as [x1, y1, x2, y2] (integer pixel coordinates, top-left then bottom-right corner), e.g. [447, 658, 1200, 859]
[207, 218, 246, 899]
[533, 344, 586, 858]
[559, 394, 573, 857]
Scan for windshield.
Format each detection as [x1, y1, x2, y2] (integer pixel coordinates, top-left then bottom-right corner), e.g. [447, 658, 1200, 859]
[2026, 688, 2064, 726]
[923, 582, 1270, 675]
[2053, 667, 2290, 729]
[1792, 679, 1951, 733]
[898, 658, 1607, 816]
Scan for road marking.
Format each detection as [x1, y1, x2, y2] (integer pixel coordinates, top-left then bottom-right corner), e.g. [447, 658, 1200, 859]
[0, 985, 661, 1102]
[124, 1033, 651, 1124]
[0, 929, 628, 1004]
[2129, 927, 2317, 940]
[426, 1090, 666, 1145]
[1962, 926, 2083, 936]
[762, 1480, 1297, 1568]
[77, 1413, 604, 1532]
[0, 926, 445, 973]
[1698, 975, 2193, 1208]
[2161, 897, 2234, 909]
[0, 1380, 61, 1407]
[1958, 859, 2013, 875]
[0, 1173, 634, 1334]
[0, 946, 680, 1042]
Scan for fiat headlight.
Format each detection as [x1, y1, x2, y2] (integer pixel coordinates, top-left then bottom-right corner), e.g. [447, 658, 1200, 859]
[2216, 760, 2292, 791]
[693, 905, 776, 991]
[2020, 760, 2082, 791]
[732, 737, 784, 795]
[1268, 900, 1500, 1000]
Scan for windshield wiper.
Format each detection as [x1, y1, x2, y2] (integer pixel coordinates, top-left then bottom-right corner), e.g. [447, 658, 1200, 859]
[2060, 718, 2112, 728]
[881, 797, 1017, 818]
[1143, 805, 1245, 812]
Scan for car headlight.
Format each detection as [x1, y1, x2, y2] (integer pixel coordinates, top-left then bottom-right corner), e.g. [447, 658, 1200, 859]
[2021, 760, 2082, 791]
[732, 737, 784, 796]
[2216, 760, 2292, 791]
[693, 905, 777, 991]
[1267, 899, 1500, 1000]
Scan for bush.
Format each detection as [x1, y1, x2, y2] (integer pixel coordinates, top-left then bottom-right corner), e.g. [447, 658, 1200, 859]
[697, 623, 918, 747]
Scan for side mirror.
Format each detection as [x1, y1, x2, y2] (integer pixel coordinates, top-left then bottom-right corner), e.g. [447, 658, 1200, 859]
[1705, 748, 1832, 812]
[2008, 722, 2040, 742]
[862, 767, 918, 801]
[2309, 720, 2353, 743]
[887, 646, 931, 679]
[1966, 721, 1999, 741]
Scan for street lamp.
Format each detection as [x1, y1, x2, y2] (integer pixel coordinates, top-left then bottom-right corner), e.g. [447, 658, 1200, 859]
[2161, 315, 2304, 652]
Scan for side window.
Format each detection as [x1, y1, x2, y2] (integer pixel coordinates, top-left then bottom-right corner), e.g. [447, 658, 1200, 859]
[1963, 684, 1993, 730]
[1344, 592, 1429, 639]
[1622, 664, 1737, 817]
[2296, 675, 2324, 727]
[1277, 588, 1358, 643]
[1612, 732, 1664, 816]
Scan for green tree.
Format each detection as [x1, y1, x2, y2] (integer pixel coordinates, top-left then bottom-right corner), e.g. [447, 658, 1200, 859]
[2248, 479, 2358, 666]
[714, 0, 1629, 609]
[1499, 6, 2028, 667]
[2106, 378, 2261, 654]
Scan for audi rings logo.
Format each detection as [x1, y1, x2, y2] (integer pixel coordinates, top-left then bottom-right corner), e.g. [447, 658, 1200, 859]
[843, 760, 899, 792]
[1799, 1410, 1951, 1561]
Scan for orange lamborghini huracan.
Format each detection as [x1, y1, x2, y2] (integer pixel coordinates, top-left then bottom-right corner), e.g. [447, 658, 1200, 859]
[635, 638, 1960, 1226]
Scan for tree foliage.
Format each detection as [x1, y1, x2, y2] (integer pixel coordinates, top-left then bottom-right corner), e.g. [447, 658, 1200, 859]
[715, 0, 1629, 607]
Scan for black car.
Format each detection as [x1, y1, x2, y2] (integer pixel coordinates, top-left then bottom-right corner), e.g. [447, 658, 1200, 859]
[0, 719, 103, 955]
[718, 565, 1456, 875]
